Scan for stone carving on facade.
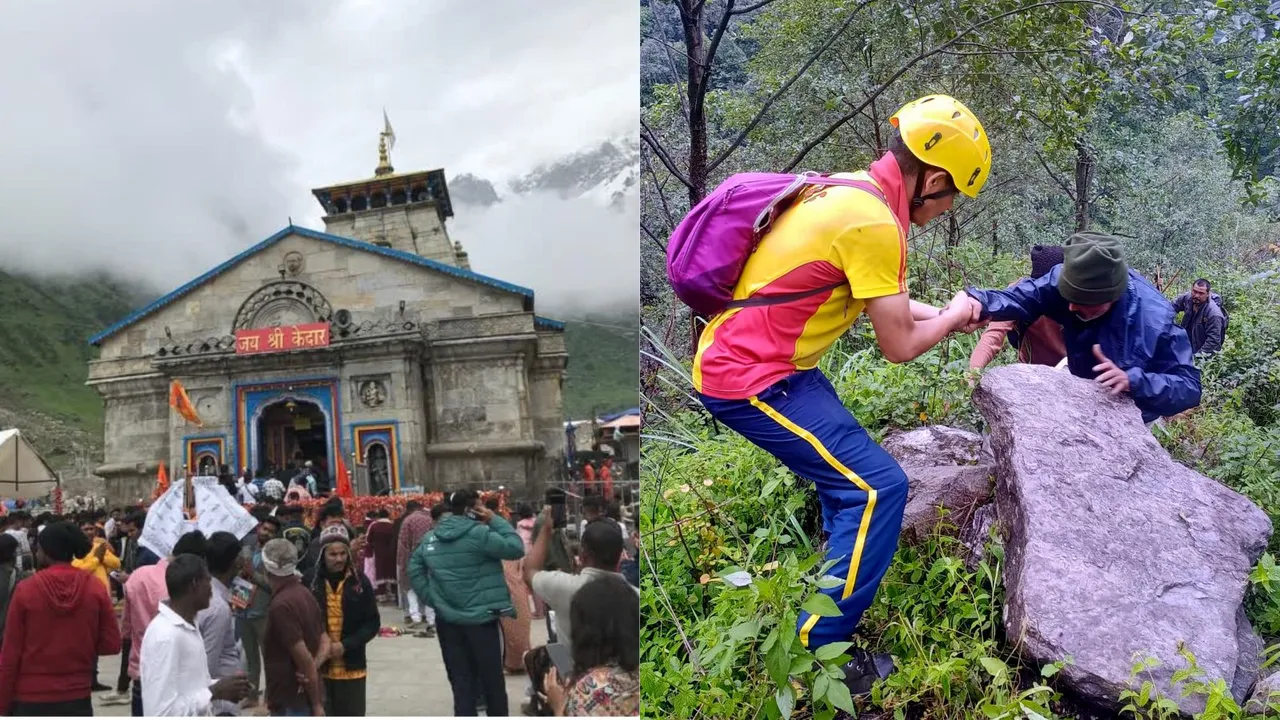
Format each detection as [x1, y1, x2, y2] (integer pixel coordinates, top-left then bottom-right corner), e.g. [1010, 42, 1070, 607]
[281, 251, 305, 276]
[359, 380, 387, 408]
[232, 281, 333, 331]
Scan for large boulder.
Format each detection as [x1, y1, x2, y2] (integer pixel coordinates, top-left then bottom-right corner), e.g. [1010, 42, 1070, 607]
[974, 364, 1271, 714]
[883, 427, 993, 542]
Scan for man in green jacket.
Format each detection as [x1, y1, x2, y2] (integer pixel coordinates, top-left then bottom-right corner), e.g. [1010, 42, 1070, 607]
[408, 489, 525, 717]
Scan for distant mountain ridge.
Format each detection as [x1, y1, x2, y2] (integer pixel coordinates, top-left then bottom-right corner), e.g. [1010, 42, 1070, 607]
[451, 135, 639, 212]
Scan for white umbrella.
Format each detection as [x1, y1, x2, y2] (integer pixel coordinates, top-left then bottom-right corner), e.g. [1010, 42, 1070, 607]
[0, 429, 59, 500]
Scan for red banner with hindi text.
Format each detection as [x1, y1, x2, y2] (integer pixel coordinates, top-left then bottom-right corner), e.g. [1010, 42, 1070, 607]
[234, 323, 331, 355]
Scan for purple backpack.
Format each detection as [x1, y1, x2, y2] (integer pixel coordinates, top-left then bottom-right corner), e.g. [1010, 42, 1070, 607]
[666, 172, 891, 316]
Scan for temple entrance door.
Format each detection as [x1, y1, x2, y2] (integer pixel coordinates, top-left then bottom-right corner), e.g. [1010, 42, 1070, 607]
[196, 456, 218, 477]
[366, 442, 391, 496]
[257, 400, 329, 478]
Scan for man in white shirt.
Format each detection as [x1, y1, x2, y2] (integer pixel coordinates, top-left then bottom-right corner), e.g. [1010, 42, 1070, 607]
[525, 507, 636, 649]
[140, 554, 249, 716]
[2, 513, 31, 573]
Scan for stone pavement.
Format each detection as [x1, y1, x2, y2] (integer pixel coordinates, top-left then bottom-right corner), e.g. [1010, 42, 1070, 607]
[93, 605, 547, 716]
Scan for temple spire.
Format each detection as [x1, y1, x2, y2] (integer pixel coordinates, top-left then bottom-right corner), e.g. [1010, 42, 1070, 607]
[375, 109, 396, 176]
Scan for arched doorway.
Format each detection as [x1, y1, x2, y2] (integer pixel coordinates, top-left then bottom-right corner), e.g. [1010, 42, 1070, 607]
[366, 442, 391, 496]
[195, 454, 218, 477]
[256, 399, 329, 477]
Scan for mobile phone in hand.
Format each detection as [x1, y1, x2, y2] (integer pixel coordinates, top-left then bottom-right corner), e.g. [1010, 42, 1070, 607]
[545, 642, 573, 680]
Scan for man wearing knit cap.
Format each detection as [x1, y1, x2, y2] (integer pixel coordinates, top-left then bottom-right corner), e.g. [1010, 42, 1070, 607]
[964, 232, 1201, 423]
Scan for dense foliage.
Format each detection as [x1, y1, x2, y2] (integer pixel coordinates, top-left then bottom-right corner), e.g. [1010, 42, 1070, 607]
[640, 0, 1280, 717]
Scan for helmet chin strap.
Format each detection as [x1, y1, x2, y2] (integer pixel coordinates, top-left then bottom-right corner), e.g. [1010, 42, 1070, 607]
[910, 168, 956, 209]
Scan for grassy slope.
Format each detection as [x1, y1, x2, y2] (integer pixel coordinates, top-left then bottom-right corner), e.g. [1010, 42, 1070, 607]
[561, 312, 639, 419]
[0, 270, 144, 468]
[0, 271, 637, 469]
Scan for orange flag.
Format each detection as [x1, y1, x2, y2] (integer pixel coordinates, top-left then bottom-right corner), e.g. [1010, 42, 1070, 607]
[169, 380, 204, 427]
[335, 453, 354, 499]
[156, 462, 170, 495]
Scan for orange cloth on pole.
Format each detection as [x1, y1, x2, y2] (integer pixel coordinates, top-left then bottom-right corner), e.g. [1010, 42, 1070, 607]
[335, 454, 354, 498]
[169, 380, 204, 427]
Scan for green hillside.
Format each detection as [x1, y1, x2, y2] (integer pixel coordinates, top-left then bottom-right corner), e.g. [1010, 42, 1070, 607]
[561, 313, 639, 419]
[0, 270, 145, 468]
[0, 270, 637, 469]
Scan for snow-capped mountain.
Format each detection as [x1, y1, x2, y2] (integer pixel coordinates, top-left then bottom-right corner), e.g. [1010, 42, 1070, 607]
[450, 135, 639, 212]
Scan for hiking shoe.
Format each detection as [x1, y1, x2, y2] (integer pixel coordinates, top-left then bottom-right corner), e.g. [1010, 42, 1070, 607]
[841, 648, 895, 697]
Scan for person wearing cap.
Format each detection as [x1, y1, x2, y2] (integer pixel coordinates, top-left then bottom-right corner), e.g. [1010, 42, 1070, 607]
[964, 232, 1202, 423]
[260, 538, 326, 717]
[693, 95, 993, 695]
[969, 245, 1069, 370]
[303, 525, 379, 716]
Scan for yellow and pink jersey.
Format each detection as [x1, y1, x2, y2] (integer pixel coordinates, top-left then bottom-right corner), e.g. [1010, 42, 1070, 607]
[693, 153, 911, 399]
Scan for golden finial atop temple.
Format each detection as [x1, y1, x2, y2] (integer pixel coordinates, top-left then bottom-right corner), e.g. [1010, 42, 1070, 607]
[375, 108, 396, 176]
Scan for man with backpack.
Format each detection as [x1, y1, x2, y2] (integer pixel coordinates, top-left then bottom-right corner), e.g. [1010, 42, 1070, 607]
[668, 94, 992, 695]
[1171, 278, 1227, 355]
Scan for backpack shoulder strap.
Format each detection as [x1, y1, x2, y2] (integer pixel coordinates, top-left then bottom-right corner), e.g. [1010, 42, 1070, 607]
[731, 174, 895, 310]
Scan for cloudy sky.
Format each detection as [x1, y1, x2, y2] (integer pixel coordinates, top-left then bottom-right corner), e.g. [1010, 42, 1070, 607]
[0, 0, 638, 314]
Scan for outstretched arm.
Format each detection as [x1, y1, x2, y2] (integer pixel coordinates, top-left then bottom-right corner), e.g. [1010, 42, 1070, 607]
[864, 291, 974, 363]
[966, 271, 1060, 325]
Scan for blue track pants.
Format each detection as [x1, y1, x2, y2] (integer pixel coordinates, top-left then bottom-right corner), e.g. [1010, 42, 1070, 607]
[700, 369, 909, 649]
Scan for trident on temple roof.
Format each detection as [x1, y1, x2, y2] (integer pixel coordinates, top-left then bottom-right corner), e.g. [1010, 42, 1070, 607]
[375, 108, 396, 176]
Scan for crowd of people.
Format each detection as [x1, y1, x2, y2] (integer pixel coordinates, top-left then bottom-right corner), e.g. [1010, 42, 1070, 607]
[0, 486, 640, 717]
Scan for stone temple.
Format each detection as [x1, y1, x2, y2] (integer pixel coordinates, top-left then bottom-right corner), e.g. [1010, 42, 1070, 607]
[87, 135, 567, 504]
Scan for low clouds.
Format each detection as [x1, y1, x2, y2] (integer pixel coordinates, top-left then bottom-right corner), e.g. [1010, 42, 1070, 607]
[452, 189, 641, 317]
[0, 0, 638, 313]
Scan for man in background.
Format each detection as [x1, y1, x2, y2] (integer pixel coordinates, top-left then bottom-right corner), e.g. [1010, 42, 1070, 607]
[260, 539, 326, 717]
[396, 500, 436, 635]
[238, 510, 279, 704]
[1172, 278, 1227, 355]
[409, 490, 525, 717]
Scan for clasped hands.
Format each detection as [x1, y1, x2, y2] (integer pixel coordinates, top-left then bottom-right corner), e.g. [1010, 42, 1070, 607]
[940, 291, 987, 334]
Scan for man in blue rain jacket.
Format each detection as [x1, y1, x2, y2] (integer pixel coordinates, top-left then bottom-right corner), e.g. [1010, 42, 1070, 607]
[964, 232, 1201, 423]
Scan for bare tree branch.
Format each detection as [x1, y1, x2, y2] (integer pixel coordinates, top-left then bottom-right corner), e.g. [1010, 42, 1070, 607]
[1034, 149, 1077, 200]
[730, 0, 783, 15]
[700, 0, 737, 105]
[642, 118, 695, 190]
[940, 47, 1083, 56]
[642, 222, 669, 252]
[707, 0, 877, 173]
[643, 150, 680, 231]
[784, 0, 1128, 171]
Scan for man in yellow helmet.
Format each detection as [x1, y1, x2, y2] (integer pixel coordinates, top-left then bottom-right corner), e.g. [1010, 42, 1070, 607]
[692, 95, 990, 694]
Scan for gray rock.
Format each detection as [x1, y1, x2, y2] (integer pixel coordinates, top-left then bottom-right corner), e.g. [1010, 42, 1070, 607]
[958, 503, 1001, 570]
[899, 464, 993, 542]
[1248, 673, 1280, 716]
[974, 364, 1272, 715]
[1234, 607, 1264, 704]
[883, 426, 984, 468]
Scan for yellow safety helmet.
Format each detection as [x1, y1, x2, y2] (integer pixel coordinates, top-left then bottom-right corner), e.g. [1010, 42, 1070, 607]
[890, 95, 991, 198]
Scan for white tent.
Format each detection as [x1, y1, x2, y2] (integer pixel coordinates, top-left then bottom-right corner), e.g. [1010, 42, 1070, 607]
[0, 429, 59, 500]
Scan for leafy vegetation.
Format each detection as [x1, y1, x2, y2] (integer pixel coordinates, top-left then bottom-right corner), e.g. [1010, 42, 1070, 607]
[640, 0, 1280, 716]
